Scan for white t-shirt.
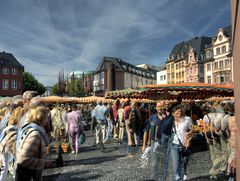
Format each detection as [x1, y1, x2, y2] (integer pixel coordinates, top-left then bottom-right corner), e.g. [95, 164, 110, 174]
[172, 116, 192, 145]
[203, 113, 225, 130]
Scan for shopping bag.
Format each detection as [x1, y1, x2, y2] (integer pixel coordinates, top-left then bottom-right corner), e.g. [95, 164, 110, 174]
[78, 131, 86, 144]
[153, 141, 161, 154]
[139, 146, 151, 168]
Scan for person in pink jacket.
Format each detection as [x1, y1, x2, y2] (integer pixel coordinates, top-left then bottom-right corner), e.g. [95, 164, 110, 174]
[67, 105, 84, 154]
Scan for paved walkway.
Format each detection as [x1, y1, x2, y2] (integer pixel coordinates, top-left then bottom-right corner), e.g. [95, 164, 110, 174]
[8, 132, 217, 181]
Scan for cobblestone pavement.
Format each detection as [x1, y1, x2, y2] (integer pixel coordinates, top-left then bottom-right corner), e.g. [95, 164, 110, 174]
[8, 132, 219, 181]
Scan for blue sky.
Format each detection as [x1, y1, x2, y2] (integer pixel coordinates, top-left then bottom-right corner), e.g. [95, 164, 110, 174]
[0, 0, 231, 86]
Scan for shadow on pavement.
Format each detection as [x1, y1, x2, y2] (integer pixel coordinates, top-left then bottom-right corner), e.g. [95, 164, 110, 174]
[79, 145, 120, 153]
[43, 170, 103, 181]
[80, 146, 99, 152]
[188, 175, 229, 181]
[65, 155, 126, 166]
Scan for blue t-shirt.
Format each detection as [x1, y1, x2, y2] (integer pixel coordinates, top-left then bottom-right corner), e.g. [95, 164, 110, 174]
[158, 114, 174, 137]
[145, 113, 174, 142]
[144, 114, 160, 141]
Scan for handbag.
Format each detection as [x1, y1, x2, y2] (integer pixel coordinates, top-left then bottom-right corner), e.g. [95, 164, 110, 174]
[78, 131, 86, 144]
[173, 123, 191, 157]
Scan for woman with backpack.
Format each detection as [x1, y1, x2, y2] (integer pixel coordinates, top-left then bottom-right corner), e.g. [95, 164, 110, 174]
[15, 106, 51, 181]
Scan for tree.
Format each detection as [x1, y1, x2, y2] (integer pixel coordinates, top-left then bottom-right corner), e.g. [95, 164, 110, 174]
[23, 72, 46, 95]
[52, 83, 58, 95]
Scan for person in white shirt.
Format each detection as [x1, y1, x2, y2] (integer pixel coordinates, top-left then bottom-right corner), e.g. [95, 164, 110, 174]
[171, 106, 193, 181]
[91, 100, 107, 152]
[203, 103, 228, 180]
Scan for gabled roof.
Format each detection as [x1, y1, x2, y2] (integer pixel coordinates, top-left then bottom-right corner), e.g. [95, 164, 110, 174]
[222, 25, 232, 38]
[0, 52, 24, 68]
[168, 36, 212, 62]
[136, 64, 161, 71]
[95, 56, 157, 79]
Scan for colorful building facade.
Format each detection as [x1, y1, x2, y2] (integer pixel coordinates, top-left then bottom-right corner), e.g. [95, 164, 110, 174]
[166, 36, 212, 84]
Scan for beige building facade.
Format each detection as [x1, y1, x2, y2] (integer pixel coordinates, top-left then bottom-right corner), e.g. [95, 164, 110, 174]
[212, 26, 233, 84]
[166, 37, 212, 84]
[203, 25, 233, 85]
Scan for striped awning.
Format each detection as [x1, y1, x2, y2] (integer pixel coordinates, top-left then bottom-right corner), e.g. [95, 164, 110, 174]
[104, 83, 234, 100]
[104, 88, 145, 98]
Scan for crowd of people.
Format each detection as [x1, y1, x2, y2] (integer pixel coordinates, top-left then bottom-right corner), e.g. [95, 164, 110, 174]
[91, 99, 237, 181]
[0, 91, 87, 181]
[0, 91, 237, 181]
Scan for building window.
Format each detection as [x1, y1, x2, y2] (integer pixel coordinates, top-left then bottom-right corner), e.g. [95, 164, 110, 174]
[176, 64, 178, 70]
[12, 80, 17, 89]
[171, 64, 174, 70]
[219, 61, 224, 68]
[214, 74, 217, 83]
[218, 35, 223, 41]
[206, 51, 212, 58]
[12, 68, 17, 75]
[226, 73, 230, 82]
[171, 73, 174, 79]
[207, 76, 211, 84]
[220, 75, 225, 83]
[225, 59, 230, 67]
[167, 74, 170, 80]
[222, 46, 226, 54]
[2, 79, 9, 90]
[200, 65, 204, 73]
[216, 47, 220, 55]
[167, 65, 170, 71]
[2, 68, 9, 75]
[207, 63, 211, 71]
[214, 62, 218, 69]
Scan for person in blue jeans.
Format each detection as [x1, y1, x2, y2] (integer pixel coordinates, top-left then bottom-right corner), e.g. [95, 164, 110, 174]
[171, 106, 193, 181]
[146, 101, 173, 181]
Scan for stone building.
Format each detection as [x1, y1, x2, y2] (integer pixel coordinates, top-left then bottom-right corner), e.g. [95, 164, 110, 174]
[231, 1, 240, 179]
[93, 57, 157, 96]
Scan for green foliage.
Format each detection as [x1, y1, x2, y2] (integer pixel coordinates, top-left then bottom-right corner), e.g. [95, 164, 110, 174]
[23, 72, 46, 95]
[52, 83, 58, 95]
[67, 78, 84, 97]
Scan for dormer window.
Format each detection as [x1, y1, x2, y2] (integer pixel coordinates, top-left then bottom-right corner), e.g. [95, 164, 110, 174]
[181, 52, 184, 58]
[206, 51, 212, 58]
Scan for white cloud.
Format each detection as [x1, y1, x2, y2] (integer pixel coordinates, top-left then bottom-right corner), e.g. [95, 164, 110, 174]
[0, 0, 231, 86]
